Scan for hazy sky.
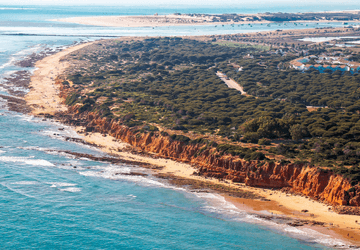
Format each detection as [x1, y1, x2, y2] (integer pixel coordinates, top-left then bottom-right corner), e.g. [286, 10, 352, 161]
[1, 0, 359, 6]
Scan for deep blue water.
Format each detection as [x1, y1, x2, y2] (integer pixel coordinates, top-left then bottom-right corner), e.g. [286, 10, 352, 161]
[0, 5, 354, 249]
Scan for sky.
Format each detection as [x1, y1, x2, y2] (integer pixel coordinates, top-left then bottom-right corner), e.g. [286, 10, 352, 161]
[1, 0, 359, 6]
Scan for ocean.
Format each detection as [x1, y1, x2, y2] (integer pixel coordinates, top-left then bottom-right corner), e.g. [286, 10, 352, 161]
[0, 4, 356, 249]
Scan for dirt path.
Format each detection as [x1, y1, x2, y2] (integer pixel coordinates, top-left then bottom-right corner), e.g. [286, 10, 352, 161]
[216, 71, 247, 95]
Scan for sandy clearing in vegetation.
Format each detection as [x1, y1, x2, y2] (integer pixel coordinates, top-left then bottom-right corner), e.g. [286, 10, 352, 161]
[216, 71, 247, 95]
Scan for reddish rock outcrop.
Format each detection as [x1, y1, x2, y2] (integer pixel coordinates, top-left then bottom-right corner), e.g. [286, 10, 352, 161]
[57, 109, 359, 207]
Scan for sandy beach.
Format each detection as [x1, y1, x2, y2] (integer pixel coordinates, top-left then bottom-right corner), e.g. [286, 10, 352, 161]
[76, 129, 360, 245]
[25, 40, 360, 247]
[25, 42, 94, 115]
[53, 14, 267, 28]
[53, 11, 360, 28]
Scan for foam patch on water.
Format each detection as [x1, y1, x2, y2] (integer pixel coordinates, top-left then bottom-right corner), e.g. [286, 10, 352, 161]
[0, 156, 54, 166]
[242, 213, 350, 249]
[59, 187, 81, 193]
[39, 127, 95, 150]
[189, 191, 351, 249]
[18, 146, 83, 161]
[0, 56, 17, 69]
[0, 150, 5, 154]
[18, 146, 56, 151]
[47, 182, 81, 193]
[0, 182, 36, 198]
[0, 85, 8, 92]
[41, 128, 80, 139]
[195, 192, 243, 215]
[46, 182, 77, 187]
[45, 122, 81, 138]
[17, 146, 97, 164]
[78, 164, 167, 188]
[229, 211, 350, 249]
[0, 44, 44, 71]
[11, 181, 39, 185]
[282, 225, 349, 248]
[0, 7, 36, 10]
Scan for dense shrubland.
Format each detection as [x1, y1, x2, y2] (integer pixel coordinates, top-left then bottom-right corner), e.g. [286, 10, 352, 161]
[221, 60, 360, 109]
[63, 37, 360, 184]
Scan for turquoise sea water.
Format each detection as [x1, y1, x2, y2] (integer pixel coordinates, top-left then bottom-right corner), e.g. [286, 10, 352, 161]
[0, 5, 356, 249]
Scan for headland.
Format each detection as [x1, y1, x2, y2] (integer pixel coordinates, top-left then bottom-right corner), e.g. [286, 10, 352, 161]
[25, 27, 360, 247]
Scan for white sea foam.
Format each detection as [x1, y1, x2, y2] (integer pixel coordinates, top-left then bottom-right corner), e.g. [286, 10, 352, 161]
[282, 226, 348, 248]
[14, 44, 44, 56]
[0, 86, 8, 92]
[1, 70, 17, 78]
[0, 150, 5, 154]
[0, 43, 44, 70]
[241, 211, 350, 248]
[11, 181, 39, 185]
[189, 190, 351, 248]
[79, 163, 191, 192]
[299, 36, 360, 42]
[18, 146, 81, 161]
[0, 7, 35, 10]
[60, 187, 81, 192]
[0, 156, 54, 166]
[0, 56, 17, 69]
[40, 127, 85, 145]
[78, 164, 167, 187]
[46, 182, 77, 187]
[0, 182, 36, 198]
[195, 192, 242, 214]
[18, 146, 55, 151]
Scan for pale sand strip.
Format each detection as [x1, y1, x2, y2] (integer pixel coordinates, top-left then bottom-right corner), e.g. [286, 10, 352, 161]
[25, 42, 94, 115]
[78, 129, 360, 245]
[76, 130, 196, 178]
[53, 11, 360, 28]
[26, 42, 360, 246]
[54, 15, 272, 28]
[216, 71, 247, 95]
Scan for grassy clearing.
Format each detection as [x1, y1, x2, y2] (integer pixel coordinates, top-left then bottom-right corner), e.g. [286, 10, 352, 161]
[213, 41, 270, 50]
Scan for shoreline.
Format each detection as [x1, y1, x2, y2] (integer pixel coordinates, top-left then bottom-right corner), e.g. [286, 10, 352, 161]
[25, 42, 95, 116]
[73, 129, 360, 247]
[25, 39, 360, 247]
[53, 11, 360, 28]
[53, 15, 271, 28]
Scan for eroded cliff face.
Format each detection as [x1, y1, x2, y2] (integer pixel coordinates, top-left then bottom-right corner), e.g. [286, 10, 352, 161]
[58, 109, 360, 207]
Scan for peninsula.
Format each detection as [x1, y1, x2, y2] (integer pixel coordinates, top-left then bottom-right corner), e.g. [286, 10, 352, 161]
[26, 27, 360, 246]
[55, 10, 360, 27]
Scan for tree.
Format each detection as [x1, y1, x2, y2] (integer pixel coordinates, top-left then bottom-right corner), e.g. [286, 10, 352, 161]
[290, 124, 308, 141]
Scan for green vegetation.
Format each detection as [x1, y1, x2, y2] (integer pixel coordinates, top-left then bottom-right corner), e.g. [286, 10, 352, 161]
[221, 60, 360, 109]
[63, 37, 360, 185]
[212, 41, 270, 50]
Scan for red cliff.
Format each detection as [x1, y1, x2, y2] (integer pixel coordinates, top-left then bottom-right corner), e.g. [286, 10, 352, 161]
[59, 110, 359, 207]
